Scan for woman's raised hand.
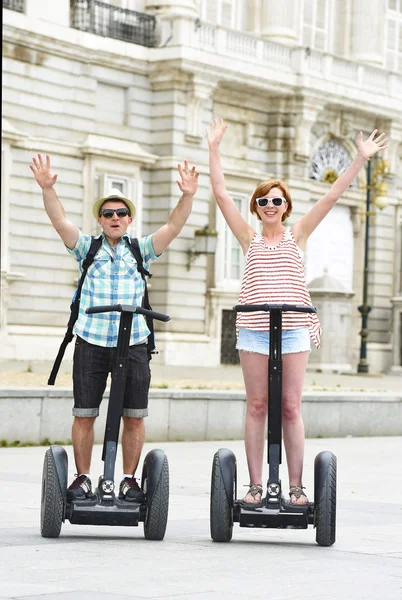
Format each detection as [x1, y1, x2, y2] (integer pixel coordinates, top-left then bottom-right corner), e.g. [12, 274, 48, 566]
[30, 154, 58, 189]
[357, 130, 389, 160]
[207, 118, 228, 148]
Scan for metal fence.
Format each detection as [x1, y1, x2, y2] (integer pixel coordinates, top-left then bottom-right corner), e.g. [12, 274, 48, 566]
[70, 0, 156, 48]
[3, 0, 25, 12]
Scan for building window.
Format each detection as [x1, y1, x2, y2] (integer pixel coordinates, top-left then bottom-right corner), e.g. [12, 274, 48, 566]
[103, 174, 129, 196]
[301, 0, 331, 51]
[201, 0, 246, 29]
[3, 0, 24, 13]
[386, 0, 402, 72]
[220, 309, 240, 365]
[215, 192, 259, 289]
[96, 82, 127, 126]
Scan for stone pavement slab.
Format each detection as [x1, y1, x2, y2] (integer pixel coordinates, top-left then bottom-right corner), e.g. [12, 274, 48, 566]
[0, 437, 401, 599]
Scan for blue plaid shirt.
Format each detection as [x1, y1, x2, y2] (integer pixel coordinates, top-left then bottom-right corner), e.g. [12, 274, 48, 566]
[67, 231, 159, 347]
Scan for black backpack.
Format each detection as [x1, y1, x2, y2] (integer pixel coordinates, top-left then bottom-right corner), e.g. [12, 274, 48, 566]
[48, 236, 155, 385]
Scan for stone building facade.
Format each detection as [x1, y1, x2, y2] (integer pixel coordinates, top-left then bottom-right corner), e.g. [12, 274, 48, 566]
[2, 0, 402, 372]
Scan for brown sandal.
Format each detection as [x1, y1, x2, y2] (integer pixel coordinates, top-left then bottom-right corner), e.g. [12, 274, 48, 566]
[242, 484, 263, 504]
[289, 485, 308, 505]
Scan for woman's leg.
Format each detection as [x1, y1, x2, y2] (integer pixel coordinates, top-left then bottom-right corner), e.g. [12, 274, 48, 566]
[239, 350, 269, 503]
[282, 351, 310, 504]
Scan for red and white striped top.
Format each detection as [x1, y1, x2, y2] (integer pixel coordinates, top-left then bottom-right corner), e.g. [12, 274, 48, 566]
[236, 228, 322, 348]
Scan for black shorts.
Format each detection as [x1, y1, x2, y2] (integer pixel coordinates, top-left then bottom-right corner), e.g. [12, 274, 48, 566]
[72, 336, 150, 418]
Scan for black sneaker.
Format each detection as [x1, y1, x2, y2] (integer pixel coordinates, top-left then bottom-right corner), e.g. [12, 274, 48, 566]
[67, 474, 92, 501]
[119, 477, 145, 503]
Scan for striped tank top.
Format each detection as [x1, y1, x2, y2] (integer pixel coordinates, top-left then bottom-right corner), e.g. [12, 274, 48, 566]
[236, 227, 322, 348]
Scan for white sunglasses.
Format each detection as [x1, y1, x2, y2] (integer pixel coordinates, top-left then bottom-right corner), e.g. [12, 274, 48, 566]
[256, 197, 287, 207]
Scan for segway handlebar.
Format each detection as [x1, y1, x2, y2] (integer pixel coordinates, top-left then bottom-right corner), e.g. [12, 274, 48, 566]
[234, 303, 317, 314]
[86, 304, 171, 322]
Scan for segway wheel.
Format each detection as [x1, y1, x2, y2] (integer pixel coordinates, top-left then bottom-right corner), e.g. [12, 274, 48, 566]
[40, 449, 64, 538]
[314, 451, 337, 547]
[210, 450, 235, 542]
[142, 452, 169, 541]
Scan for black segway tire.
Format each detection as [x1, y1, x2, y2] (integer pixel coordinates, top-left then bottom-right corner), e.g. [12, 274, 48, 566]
[40, 449, 64, 538]
[210, 450, 235, 542]
[142, 451, 169, 541]
[314, 451, 337, 547]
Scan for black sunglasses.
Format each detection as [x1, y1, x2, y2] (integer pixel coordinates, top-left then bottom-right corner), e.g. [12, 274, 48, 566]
[100, 207, 130, 218]
[256, 197, 287, 207]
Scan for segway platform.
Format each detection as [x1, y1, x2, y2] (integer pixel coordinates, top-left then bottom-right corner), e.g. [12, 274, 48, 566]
[210, 304, 337, 546]
[40, 305, 170, 540]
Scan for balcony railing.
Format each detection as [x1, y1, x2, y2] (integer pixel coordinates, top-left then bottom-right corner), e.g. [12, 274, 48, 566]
[70, 0, 156, 48]
[191, 21, 402, 102]
[3, 0, 25, 12]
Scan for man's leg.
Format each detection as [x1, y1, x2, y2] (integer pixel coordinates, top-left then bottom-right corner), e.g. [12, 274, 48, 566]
[72, 416, 96, 474]
[119, 344, 150, 502]
[121, 416, 145, 475]
[69, 338, 109, 499]
[119, 417, 146, 502]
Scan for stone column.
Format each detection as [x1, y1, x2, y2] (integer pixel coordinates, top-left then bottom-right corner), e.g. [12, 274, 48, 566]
[390, 297, 402, 371]
[145, 0, 199, 48]
[351, 0, 384, 65]
[259, 0, 300, 45]
[145, 0, 198, 18]
[0, 121, 26, 339]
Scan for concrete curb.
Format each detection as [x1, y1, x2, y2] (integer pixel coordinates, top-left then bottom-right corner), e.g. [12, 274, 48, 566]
[1, 387, 402, 443]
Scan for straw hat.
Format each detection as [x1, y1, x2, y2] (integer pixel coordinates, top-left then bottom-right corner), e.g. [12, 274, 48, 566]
[92, 188, 136, 219]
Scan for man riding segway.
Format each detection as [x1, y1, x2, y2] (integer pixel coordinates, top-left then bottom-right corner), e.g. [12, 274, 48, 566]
[30, 153, 199, 505]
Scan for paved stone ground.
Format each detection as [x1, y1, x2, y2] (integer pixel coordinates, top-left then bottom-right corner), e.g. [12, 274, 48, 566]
[0, 437, 401, 599]
[0, 360, 401, 392]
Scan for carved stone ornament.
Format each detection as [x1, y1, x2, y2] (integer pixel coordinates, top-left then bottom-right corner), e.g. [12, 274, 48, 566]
[185, 76, 218, 144]
[310, 139, 354, 185]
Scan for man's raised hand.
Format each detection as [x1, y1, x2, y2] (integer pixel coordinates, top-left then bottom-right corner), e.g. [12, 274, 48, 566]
[176, 160, 199, 197]
[30, 154, 58, 189]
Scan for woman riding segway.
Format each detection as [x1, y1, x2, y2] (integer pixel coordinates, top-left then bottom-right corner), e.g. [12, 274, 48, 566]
[207, 119, 388, 508]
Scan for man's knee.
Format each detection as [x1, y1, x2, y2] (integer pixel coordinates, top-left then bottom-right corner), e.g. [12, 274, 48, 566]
[122, 416, 144, 431]
[73, 416, 96, 430]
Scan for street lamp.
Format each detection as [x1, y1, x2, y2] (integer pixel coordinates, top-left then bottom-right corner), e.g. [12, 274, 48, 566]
[187, 225, 218, 270]
[357, 158, 390, 373]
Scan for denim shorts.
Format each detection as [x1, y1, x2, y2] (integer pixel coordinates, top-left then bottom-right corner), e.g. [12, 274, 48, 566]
[72, 336, 151, 418]
[236, 327, 311, 355]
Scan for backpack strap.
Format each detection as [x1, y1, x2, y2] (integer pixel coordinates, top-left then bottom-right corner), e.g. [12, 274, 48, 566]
[48, 236, 103, 385]
[126, 237, 156, 357]
[126, 237, 152, 280]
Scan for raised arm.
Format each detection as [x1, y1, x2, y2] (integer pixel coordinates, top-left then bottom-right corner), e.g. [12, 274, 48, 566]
[30, 154, 79, 249]
[292, 130, 389, 247]
[152, 160, 198, 256]
[207, 119, 254, 253]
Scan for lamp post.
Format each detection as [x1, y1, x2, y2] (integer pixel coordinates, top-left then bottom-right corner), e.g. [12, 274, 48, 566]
[357, 158, 390, 373]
